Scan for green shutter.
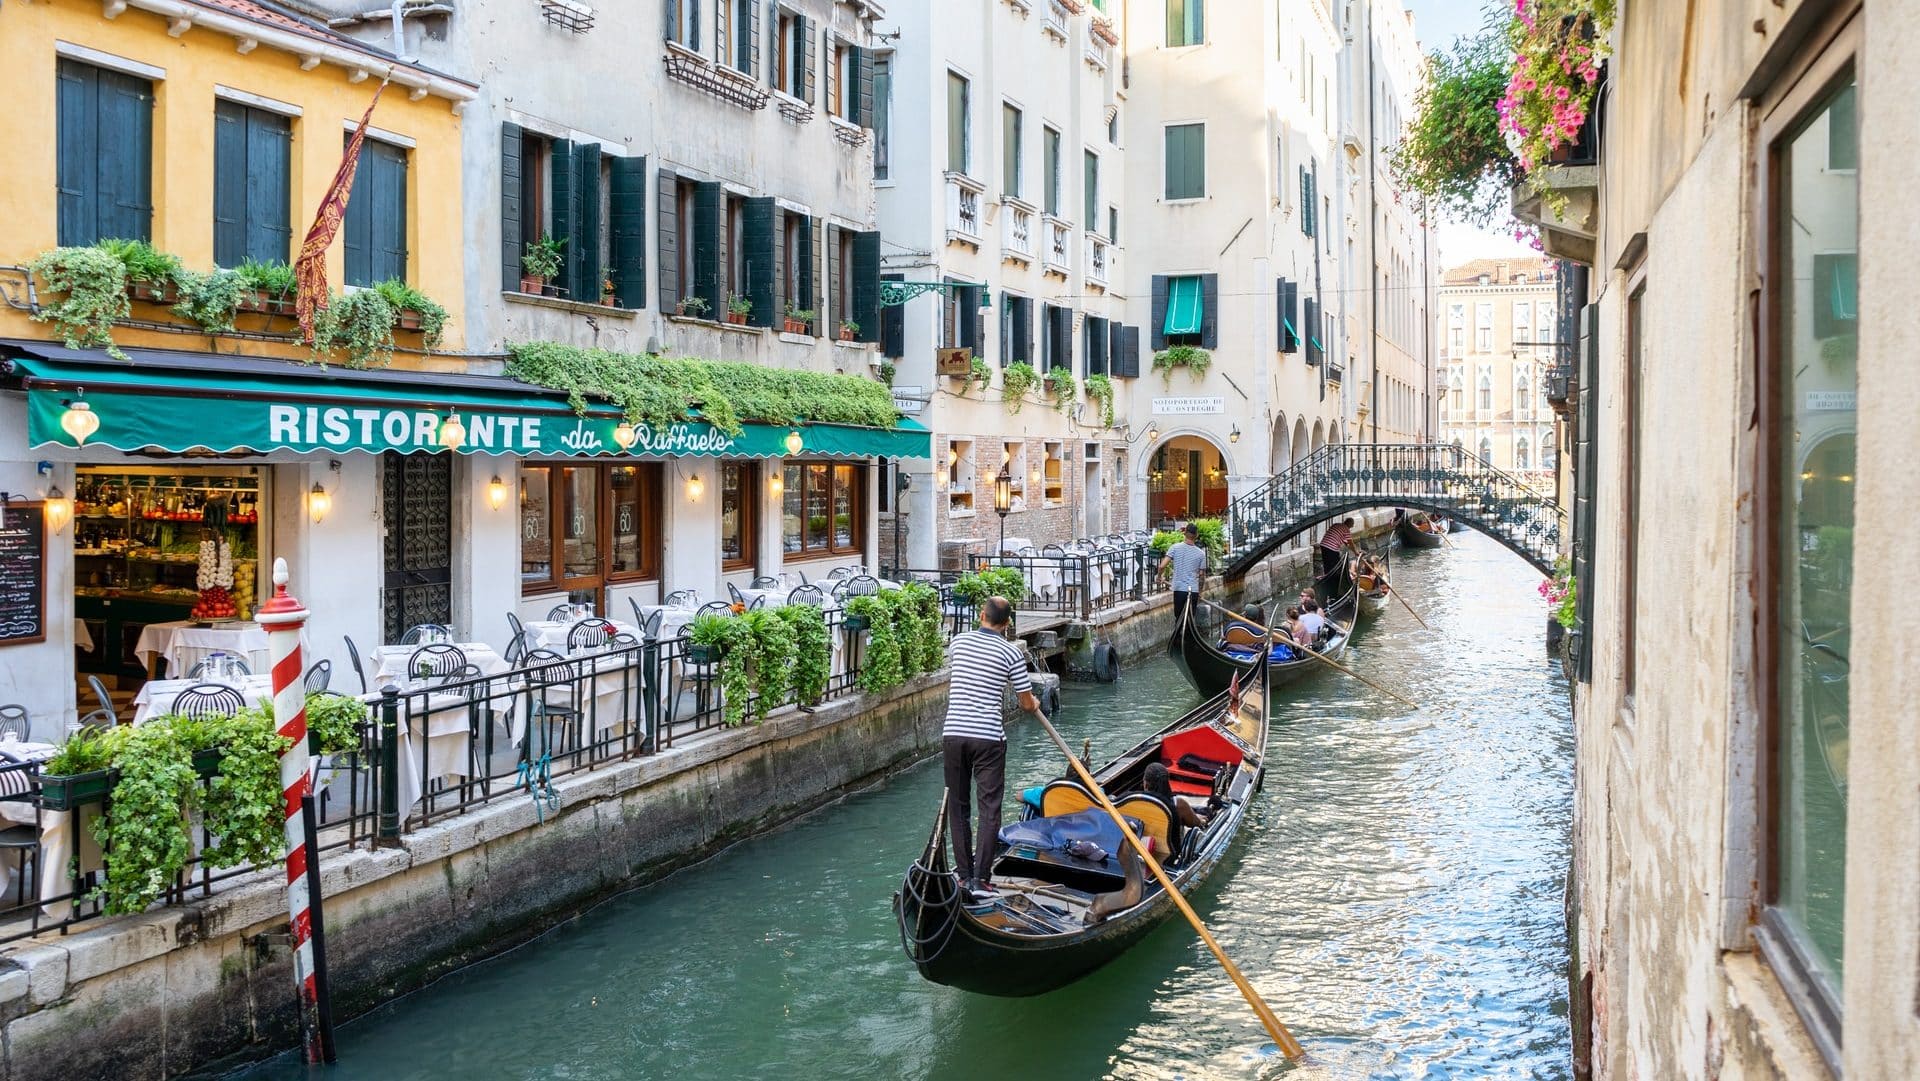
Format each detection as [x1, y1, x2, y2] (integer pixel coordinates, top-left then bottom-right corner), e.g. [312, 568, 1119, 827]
[799, 15, 816, 103]
[810, 215, 824, 317]
[1084, 150, 1098, 229]
[663, 0, 677, 43]
[744, 197, 776, 327]
[881, 273, 905, 358]
[853, 46, 874, 127]
[657, 169, 679, 309]
[246, 108, 292, 264]
[371, 143, 408, 283]
[609, 155, 647, 308]
[851, 230, 881, 344]
[501, 122, 523, 291]
[1300, 166, 1315, 237]
[213, 101, 247, 266]
[797, 214, 815, 311]
[572, 142, 602, 302]
[56, 61, 100, 246]
[1150, 275, 1169, 350]
[748, 0, 762, 76]
[548, 138, 575, 294]
[692, 180, 723, 313]
[1199, 274, 1218, 350]
[98, 67, 154, 244]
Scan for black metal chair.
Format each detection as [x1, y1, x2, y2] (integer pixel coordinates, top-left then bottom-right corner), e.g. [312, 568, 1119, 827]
[567, 618, 616, 652]
[637, 608, 665, 640]
[664, 589, 699, 609]
[787, 584, 826, 607]
[697, 600, 735, 616]
[1041, 542, 1066, 556]
[749, 575, 782, 589]
[835, 574, 882, 599]
[171, 683, 247, 718]
[435, 663, 483, 687]
[520, 649, 582, 759]
[546, 603, 576, 622]
[726, 581, 747, 605]
[0, 704, 28, 740]
[400, 623, 451, 645]
[85, 675, 117, 723]
[304, 660, 332, 694]
[406, 643, 468, 681]
[748, 595, 767, 610]
[0, 760, 39, 907]
[504, 630, 534, 667]
[344, 635, 369, 693]
[827, 566, 857, 581]
[506, 610, 526, 643]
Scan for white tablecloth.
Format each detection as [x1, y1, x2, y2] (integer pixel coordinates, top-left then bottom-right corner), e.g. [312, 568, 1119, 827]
[134, 621, 273, 678]
[130, 675, 275, 725]
[0, 741, 56, 903]
[73, 618, 94, 653]
[370, 643, 509, 685]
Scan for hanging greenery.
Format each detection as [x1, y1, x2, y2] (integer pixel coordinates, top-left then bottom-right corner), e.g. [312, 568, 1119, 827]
[1001, 362, 1039, 413]
[953, 566, 1027, 608]
[1084, 374, 1116, 428]
[1045, 368, 1078, 411]
[28, 247, 131, 357]
[305, 692, 369, 756]
[775, 604, 832, 706]
[309, 288, 399, 368]
[968, 356, 992, 391]
[897, 581, 947, 672]
[1389, 28, 1523, 226]
[97, 238, 182, 286]
[741, 607, 798, 720]
[1152, 345, 1212, 382]
[90, 721, 197, 915]
[373, 278, 450, 348]
[170, 268, 248, 335]
[504, 342, 902, 437]
[44, 724, 125, 777]
[844, 594, 905, 693]
[197, 707, 295, 870]
[235, 258, 298, 300]
[688, 613, 754, 726]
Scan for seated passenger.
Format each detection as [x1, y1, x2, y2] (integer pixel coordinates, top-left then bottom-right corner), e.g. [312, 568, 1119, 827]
[1298, 600, 1328, 644]
[1144, 763, 1212, 858]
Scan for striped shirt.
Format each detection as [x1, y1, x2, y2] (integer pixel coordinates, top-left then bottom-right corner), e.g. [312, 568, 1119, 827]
[1319, 522, 1352, 553]
[943, 629, 1033, 742]
[1166, 542, 1208, 592]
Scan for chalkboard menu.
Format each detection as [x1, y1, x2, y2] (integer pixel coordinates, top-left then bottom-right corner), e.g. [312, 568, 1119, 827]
[0, 503, 47, 647]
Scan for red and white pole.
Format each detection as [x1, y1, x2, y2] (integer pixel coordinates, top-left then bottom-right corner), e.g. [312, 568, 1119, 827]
[255, 557, 322, 1063]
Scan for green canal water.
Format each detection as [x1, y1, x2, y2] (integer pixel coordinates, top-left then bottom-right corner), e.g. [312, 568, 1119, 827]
[222, 533, 1572, 1080]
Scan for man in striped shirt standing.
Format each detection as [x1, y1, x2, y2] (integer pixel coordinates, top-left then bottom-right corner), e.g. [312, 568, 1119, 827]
[943, 595, 1039, 897]
[1318, 517, 1356, 576]
[1159, 522, 1209, 629]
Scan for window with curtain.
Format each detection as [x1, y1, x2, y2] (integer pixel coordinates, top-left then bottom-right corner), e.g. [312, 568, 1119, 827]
[1164, 123, 1205, 200]
[782, 461, 867, 554]
[1166, 0, 1203, 46]
[720, 461, 757, 569]
[947, 72, 971, 175]
[1163, 275, 1204, 346]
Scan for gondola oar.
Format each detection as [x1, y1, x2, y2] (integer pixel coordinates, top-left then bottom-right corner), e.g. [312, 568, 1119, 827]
[1026, 708, 1305, 1062]
[1211, 602, 1421, 711]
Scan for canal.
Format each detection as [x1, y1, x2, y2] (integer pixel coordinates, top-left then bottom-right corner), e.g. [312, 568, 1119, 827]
[220, 533, 1572, 1080]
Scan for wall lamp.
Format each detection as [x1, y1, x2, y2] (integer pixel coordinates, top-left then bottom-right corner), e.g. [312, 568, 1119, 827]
[488, 474, 509, 510]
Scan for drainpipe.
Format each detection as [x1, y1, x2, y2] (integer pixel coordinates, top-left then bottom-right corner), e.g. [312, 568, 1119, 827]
[1365, 0, 1378, 446]
[390, 0, 408, 61]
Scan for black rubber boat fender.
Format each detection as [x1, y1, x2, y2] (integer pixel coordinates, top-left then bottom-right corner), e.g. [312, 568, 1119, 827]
[1092, 642, 1120, 683]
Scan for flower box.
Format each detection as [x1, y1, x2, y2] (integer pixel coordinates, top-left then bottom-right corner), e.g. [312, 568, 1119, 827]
[842, 614, 871, 632]
[191, 748, 224, 778]
[782, 317, 812, 335]
[725, 311, 750, 326]
[396, 310, 425, 332]
[688, 643, 723, 665]
[236, 292, 295, 316]
[40, 768, 116, 812]
[128, 281, 177, 304]
[838, 327, 857, 342]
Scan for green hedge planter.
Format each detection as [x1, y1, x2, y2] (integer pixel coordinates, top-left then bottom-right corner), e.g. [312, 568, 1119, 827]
[39, 768, 115, 812]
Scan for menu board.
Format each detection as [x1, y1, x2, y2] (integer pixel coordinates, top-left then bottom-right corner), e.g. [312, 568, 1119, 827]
[0, 503, 47, 647]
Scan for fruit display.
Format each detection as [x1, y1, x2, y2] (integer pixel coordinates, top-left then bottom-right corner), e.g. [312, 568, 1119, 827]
[191, 536, 239, 620]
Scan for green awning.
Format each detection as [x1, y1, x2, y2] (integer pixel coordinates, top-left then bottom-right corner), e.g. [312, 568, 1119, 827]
[1164, 276, 1203, 336]
[6, 349, 930, 460]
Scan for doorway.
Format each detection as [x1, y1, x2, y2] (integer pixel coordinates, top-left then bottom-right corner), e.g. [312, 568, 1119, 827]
[381, 452, 454, 643]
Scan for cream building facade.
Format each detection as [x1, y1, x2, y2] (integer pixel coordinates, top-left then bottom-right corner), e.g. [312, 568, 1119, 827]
[1435, 256, 1557, 478]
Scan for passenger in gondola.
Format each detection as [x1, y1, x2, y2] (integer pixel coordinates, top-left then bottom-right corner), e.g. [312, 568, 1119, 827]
[1298, 584, 1317, 610]
[1298, 599, 1328, 645]
[1143, 763, 1213, 858]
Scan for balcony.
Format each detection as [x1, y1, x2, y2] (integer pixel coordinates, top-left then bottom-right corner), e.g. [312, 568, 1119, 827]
[1042, 0, 1069, 39]
[1001, 199, 1036, 265]
[1513, 66, 1604, 266]
[1084, 34, 1110, 71]
[1086, 234, 1110, 289]
[1042, 216, 1073, 277]
[946, 173, 986, 248]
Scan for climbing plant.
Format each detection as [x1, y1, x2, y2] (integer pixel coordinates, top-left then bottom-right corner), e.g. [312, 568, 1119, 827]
[688, 613, 754, 726]
[844, 594, 904, 693]
[28, 247, 131, 357]
[309, 288, 399, 369]
[1000, 362, 1039, 413]
[1085, 373, 1116, 428]
[305, 692, 369, 755]
[197, 707, 295, 871]
[90, 720, 197, 915]
[1389, 28, 1522, 226]
[1045, 368, 1077, 411]
[170, 268, 248, 335]
[776, 603, 832, 706]
[741, 607, 798, 720]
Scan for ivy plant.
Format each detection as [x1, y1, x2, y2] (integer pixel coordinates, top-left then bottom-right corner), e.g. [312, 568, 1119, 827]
[90, 720, 198, 915]
[1152, 345, 1212, 382]
[844, 594, 904, 693]
[310, 288, 398, 368]
[897, 581, 947, 673]
[28, 247, 131, 357]
[775, 603, 832, 706]
[197, 707, 294, 870]
[1001, 362, 1039, 413]
[741, 607, 797, 720]
[1084, 373, 1116, 429]
[1045, 368, 1077, 411]
[688, 613, 754, 726]
[306, 692, 369, 755]
[953, 566, 1027, 608]
[372, 278, 450, 348]
[968, 356, 992, 391]
[170, 268, 248, 334]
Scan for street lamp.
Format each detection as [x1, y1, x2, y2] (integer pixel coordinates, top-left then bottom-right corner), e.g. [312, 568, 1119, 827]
[993, 466, 1013, 555]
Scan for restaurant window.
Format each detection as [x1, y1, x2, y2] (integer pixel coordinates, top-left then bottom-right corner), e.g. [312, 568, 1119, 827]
[946, 439, 975, 514]
[344, 137, 408, 287]
[781, 461, 866, 556]
[1043, 442, 1065, 505]
[1760, 54, 1857, 1052]
[1002, 442, 1026, 510]
[212, 101, 292, 267]
[720, 462, 757, 569]
[521, 463, 661, 594]
[56, 59, 154, 246]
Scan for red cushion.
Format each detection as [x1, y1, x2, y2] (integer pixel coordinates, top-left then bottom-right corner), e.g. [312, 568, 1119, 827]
[1160, 725, 1244, 772]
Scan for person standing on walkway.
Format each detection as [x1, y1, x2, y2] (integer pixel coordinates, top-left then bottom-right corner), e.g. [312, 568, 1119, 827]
[943, 596, 1039, 898]
[1160, 523, 1210, 629]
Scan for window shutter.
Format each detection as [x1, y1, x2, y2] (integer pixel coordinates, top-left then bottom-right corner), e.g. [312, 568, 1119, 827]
[1300, 166, 1315, 236]
[1200, 273, 1219, 350]
[1303, 297, 1319, 364]
[548, 138, 575, 293]
[744, 196, 776, 327]
[958, 286, 979, 351]
[657, 169, 679, 309]
[1118, 324, 1141, 378]
[56, 60, 100, 246]
[852, 230, 881, 343]
[825, 31, 838, 116]
[800, 16, 816, 104]
[571, 142, 601, 301]
[1278, 278, 1299, 352]
[1019, 298, 1034, 365]
[499, 124, 525, 291]
[854, 47, 875, 128]
[1082, 318, 1094, 377]
[609, 155, 647, 308]
[690, 0, 702, 50]
[1000, 297, 1013, 366]
[372, 144, 408, 283]
[1108, 319, 1123, 378]
[99, 68, 154, 243]
[797, 214, 815, 310]
[344, 142, 369, 285]
[1149, 275, 1169, 351]
[749, 0, 762, 77]
[213, 101, 247, 266]
[663, 0, 677, 43]
[810, 215, 825, 318]
[825, 226, 841, 328]
[692, 180, 723, 313]
[881, 274, 905, 358]
[248, 110, 292, 264]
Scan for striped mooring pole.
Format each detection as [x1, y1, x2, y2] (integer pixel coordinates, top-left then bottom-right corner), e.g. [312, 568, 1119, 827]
[255, 558, 325, 1064]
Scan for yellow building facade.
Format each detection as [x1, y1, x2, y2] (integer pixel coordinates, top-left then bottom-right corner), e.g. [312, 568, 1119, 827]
[0, 0, 474, 361]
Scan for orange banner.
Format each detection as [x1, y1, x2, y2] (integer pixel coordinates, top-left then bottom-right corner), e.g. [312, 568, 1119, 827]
[294, 80, 387, 344]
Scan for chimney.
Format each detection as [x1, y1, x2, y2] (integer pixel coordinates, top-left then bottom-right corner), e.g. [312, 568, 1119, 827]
[1495, 261, 1510, 283]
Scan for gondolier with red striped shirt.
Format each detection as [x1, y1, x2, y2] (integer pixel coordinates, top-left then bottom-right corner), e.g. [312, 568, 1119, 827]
[944, 596, 1041, 899]
[1318, 517, 1357, 576]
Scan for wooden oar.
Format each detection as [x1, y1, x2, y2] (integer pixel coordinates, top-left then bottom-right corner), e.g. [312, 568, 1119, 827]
[1025, 707, 1305, 1061]
[1212, 602, 1422, 711]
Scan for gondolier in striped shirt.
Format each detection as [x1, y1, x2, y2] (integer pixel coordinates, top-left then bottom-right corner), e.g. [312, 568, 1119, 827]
[1159, 523, 1209, 629]
[1318, 517, 1357, 575]
[944, 596, 1040, 898]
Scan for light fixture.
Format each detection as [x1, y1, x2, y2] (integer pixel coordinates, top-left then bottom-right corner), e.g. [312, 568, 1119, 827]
[1800, 469, 1815, 482]
[1229, 424, 1241, 444]
[613, 420, 638, 451]
[1145, 423, 1160, 444]
[60, 392, 100, 446]
[785, 429, 805, 456]
[437, 410, 466, 450]
[686, 472, 705, 500]
[1838, 473, 1854, 483]
[488, 474, 508, 510]
[993, 466, 1013, 553]
[43, 485, 71, 533]
[1029, 468, 1041, 485]
[769, 471, 784, 496]
[309, 482, 331, 522]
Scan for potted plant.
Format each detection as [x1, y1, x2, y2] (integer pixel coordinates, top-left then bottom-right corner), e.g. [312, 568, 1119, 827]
[100, 238, 183, 304]
[687, 611, 739, 665]
[783, 304, 815, 335]
[838, 318, 859, 342]
[234, 258, 297, 315]
[521, 234, 567, 295]
[675, 295, 712, 319]
[602, 276, 619, 307]
[726, 295, 753, 325]
[38, 725, 121, 812]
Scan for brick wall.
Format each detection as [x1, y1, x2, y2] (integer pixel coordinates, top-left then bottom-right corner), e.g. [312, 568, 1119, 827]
[930, 434, 1132, 553]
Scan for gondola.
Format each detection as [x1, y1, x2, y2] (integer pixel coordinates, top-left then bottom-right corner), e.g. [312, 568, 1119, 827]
[894, 665, 1269, 997]
[1354, 559, 1392, 618]
[1396, 512, 1446, 549]
[1171, 598, 1352, 698]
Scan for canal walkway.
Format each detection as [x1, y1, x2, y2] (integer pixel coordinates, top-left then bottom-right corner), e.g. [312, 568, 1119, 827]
[214, 532, 1574, 1080]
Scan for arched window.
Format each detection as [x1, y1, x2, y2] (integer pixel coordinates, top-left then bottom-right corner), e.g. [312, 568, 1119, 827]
[1514, 376, 1531, 415]
[1477, 372, 1494, 412]
[1449, 372, 1464, 412]
[1515, 435, 1530, 471]
[1478, 436, 1493, 463]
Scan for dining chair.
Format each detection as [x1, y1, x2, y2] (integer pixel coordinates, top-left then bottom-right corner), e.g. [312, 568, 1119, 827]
[504, 630, 535, 667]
[85, 675, 117, 723]
[637, 608, 664, 640]
[188, 655, 252, 679]
[344, 635, 369, 693]
[748, 595, 767, 611]
[1018, 545, 1040, 557]
[171, 683, 247, 718]
[726, 582, 746, 605]
[506, 610, 526, 643]
[838, 574, 881, 599]
[400, 624, 451, 645]
[520, 649, 581, 759]
[749, 575, 782, 590]
[406, 643, 469, 681]
[304, 660, 332, 694]
[546, 603, 575, 622]
[567, 618, 616, 652]
[786, 584, 826, 607]
[1041, 542, 1067, 556]
[697, 601, 735, 616]
[435, 663, 484, 687]
[0, 763, 39, 906]
[664, 589, 699, 609]
[0, 704, 28, 741]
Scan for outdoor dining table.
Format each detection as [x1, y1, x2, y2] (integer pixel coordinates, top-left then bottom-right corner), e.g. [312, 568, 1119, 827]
[133, 620, 277, 679]
[130, 675, 275, 725]
[364, 643, 514, 809]
[522, 618, 646, 654]
[0, 740, 57, 903]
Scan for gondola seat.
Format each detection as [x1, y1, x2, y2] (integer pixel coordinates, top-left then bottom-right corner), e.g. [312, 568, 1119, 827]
[1040, 778, 1101, 819]
[1159, 725, 1245, 797]
[1222, 626, 1263, 648]
[1111, 793, 1175, 856]
[995, 808, 1147, 893]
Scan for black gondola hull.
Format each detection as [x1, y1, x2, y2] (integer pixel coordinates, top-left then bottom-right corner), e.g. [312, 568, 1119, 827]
[1397, 519, 1445, 548]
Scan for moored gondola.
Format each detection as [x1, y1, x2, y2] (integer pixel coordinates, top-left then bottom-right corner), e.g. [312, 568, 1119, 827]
[1396, 512, 1446, 549]
[894, 666, 1270, 997]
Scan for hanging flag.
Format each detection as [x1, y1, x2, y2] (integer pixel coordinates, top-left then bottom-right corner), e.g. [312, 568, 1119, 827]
[294, 80, 388, 343]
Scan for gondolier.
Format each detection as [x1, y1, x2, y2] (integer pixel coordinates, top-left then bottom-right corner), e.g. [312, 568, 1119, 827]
[943, 596, 1040, 898]
[1318, 517, 1356, 575]
[1160, 523, 1209, 628]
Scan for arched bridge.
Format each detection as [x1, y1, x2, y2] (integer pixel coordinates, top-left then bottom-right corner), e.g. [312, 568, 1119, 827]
[1222, 443, 1565, 578]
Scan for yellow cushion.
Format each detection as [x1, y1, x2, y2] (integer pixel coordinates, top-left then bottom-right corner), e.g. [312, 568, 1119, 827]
[1040, 780, 1099, 819]
[1112, 794, 1173, 854]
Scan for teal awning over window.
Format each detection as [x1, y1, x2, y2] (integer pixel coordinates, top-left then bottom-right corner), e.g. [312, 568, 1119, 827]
[1164, 275, 1203, 336]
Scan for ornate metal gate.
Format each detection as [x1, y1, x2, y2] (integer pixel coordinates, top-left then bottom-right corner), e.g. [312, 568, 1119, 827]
[381, 453, 453, 642]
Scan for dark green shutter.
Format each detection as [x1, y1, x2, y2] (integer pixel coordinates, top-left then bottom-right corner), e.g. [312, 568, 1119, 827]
[548, 139, 574, 295]
[246, 109, 292, 264]
[1200, 273, 1218, 350]
[852, 230, 881, 344]
[377, 144, 409, 283]
[1277, 278, 1299, 352]
[1573, 303, 1599, 680]
[1000, 297, 1013, 365]
[664, 0, 677, 42]
[213, 102, 247, 265]
[501, 122, 523, 291]
[853, 47, 874, 127]
[748, 0, 762, 76]
[692, 180, 723, 314]
[99, 67, 154, 244]
[880, 274, 905, 358]
[1108, 320, 1124, 377]
[810, 216, 824, 317]
[1020, 299, 1034, 365]
[572, 142, 602, 302]
[744, 197, 776, 327]
[797, 215, 815, 311]
[657, 169, 679, 309]
[1056, 307, 1074, 373]
[609, 155, 647, 308]
[1300, 166, 1315, 236]
[800, 16, 816, 103]
[1149, 275, 1169, 350]
[826, 227, 841, 328]
[56, 61, 100, 246]
[343, 136, 369, 284]
[1303, 297, 1319, 364]
[1084, 150, 1098, 229]
[958, 286, 979, 351]
[1116, 325, 1140, 377]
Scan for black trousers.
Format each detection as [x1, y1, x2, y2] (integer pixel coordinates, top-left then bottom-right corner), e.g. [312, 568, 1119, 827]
[1172, 589, 1197, 628]
[942, 736, 1006, 884]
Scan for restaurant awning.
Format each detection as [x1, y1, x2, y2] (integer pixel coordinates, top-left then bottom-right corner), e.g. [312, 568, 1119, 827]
[2, 343, 930, 460]
[1163, 276, 1203, 336]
